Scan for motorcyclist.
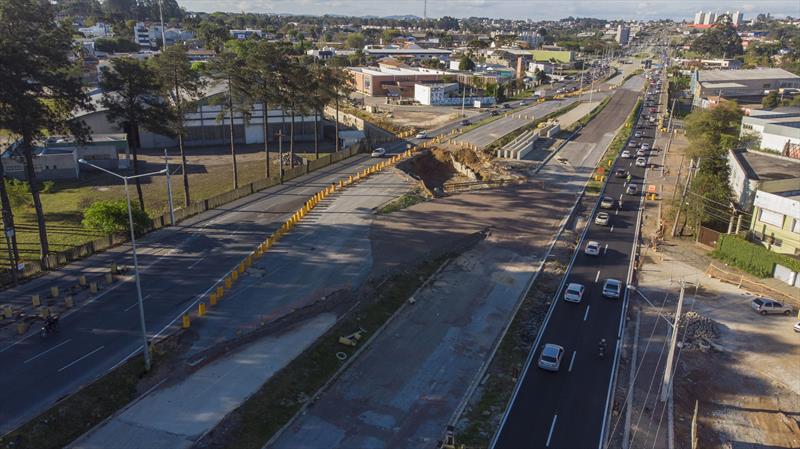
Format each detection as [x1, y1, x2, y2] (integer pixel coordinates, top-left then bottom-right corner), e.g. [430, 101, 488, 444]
[598, 338, 607, 356]
[41, 314, 59, 337]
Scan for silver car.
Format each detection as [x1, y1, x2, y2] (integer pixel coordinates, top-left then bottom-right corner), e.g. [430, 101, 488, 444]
[538, 343, 565, 371]
[751, 298, 792, 316]
[602, 278, 623, 298]
[595, 212, 610, 226]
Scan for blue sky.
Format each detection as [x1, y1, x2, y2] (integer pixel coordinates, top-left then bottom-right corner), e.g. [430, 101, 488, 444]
[179, 0, 800, 20]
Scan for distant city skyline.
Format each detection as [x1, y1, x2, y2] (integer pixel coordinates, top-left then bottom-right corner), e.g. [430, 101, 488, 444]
[178, 0, 799, 21]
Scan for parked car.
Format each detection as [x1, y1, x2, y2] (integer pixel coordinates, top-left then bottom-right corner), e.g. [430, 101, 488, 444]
[636, 149, 646, 157]
[794, 321, 800, 333]
[371, 147, 386, 158]
[635, 157, 647, 167]
[634, 131, 643, 138]
[415, 131, 428, 139]
[538, 343, 565, 371]
[628, 141, 638, 148]
[641, 143, 651, 151]
[563, 283, 585, 303]
[595, 212, 610, 226]
[602, 279, 623, 298]
[750, 298, 792, 316]
[621, 150, 632, 159]
[584, 240, 601, 256]
[600, 196, 616, 209]
[626, 183, 638, 195]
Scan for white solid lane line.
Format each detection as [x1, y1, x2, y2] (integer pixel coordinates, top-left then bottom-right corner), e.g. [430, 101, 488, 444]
[568, 351, 577, 372]
[58, 345, 104, 373]
[595, 270, 601, 283]
[584, 305, 591, 322]
[24, 339, 72, 364]
[124, 294, 152, 312]
[610, 225, 615, 233]
[188, 257, 206, 270]
[546, 414, 558, 447]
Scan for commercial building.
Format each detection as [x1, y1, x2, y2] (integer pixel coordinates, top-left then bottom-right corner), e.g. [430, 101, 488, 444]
[347, 66, 449, 97]
[728, 149, 800, 207]
[615, 25, 630, 46]
[740, 107, 800, 158]
[363, 45, 451, 62]
[749, 188, 800, 259]
[78, 22, 112, 38]
[413, 83, 495, 106]
[230, 29, 264, 40]
[1, 135, 127, 180]
[133, 22, 193, 48]
[690, 68, 800, 108]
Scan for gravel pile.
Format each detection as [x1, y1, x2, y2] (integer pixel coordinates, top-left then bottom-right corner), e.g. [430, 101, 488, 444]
[674, 311, 719, 349]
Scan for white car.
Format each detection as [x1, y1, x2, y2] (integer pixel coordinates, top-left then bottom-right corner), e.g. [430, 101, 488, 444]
[602, 279, 623, 298]
[415, 132, 428, 139]
[641, 143, 651, 151]
[750, 298, 792, 316]
[636, 149, 646, 157]
[635, 157, 647, 167]
[595, 212, 610, 226]
[584, 240, 601, 256]
[371, 148, 386, 157]
[634, 131, 643, 138]
[600, 196, 616, 209]
[626, 184, 638, 195]
[621, 150, 632, 159]
[627, 141, 638, 148]
[563, 283, 585, 303]
[538, 343, 565, 372]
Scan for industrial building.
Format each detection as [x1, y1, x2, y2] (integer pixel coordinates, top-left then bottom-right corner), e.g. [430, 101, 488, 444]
[690, 68, 800, 108]
[347, 65, 450, 97]
[1, 134, 127, 180]
[740, 107, 800, 158]
[728, 149, 800, 207]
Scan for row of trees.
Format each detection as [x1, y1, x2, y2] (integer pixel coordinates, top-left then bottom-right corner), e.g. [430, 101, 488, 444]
[0, 0, 353, 268]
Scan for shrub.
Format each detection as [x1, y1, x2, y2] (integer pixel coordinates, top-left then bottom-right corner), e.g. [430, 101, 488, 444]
[711, 234, 800, 278]
[40, 180, 55, 193]
[5, 178, 31, 208]
[82, 200, 152, 236]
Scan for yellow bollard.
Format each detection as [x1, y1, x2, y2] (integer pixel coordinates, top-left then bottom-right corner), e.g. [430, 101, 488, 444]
[216, 286, 224, 299]
[17, 322, 27, 335]
[238, 262, 245, 274]
[50, 286, 59, 298]
[232, 270, 239, 281]
[182, 314, 190, 329]
[348, 175, 353, 184]
[79, 275, 87, 287]
[210, 292, 218, 306]
[65, 296, 74, 308]
[38, 306, 50, 319]
[111, 262, 118, 274]
[225, 276, 232, 289]
[198, 302, 206, 316]
[90, 282, 98, 294]
[32, 294, 41, 307]
[105, 273, 113, 284]
[2, 304, 12, 319]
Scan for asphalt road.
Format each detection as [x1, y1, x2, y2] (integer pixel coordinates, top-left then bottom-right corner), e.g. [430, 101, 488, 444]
[492, 73, 660, 449]
[0, 112, 486, 434]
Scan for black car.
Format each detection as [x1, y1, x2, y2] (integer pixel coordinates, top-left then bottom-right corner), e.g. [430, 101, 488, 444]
[614, 168, 628, 178]
[460, 119, 470, 126]
[503, 103, 511, 109]
[490, 110, 499, 116]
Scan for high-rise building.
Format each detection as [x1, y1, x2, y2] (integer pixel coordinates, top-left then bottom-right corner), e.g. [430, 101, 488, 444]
[694, 11, 706, 25]
[703, 12, 717, 25]
[615, 24, 630, 46]
[731, 10, 743, 26]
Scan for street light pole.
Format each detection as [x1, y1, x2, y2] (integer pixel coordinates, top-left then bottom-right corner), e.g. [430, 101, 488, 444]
[164, 149, 175, 226]
[78, 159, 166, 372]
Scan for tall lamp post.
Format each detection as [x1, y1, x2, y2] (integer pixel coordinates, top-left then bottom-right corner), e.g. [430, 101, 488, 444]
[78, 159, 166, 371]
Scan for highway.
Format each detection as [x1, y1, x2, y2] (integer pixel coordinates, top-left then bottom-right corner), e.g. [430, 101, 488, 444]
[0, 96, 552, 434]
[492, 69, 662, 448]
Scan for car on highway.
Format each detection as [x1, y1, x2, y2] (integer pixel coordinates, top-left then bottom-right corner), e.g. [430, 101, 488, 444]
[371, 147, 386, 158]
[584, 240, 601, 256]
[641, 143, 651, 151]
[490, 110, 499, 116]
[634, 131, 643, 138]
[563, 283, 585, 303]
[415, 132, 428, 139]
[628, 141, 638, 148]
[621, 150, 632, 159]
[615, 168, 628, 178]
[626, 184, 638, 195]
[750, 298, 792, 316]
[538, 343, 564, 372]
[635, 148, 646, 157]
[602, 279, 623, 298]
[635, 157, 647, 167]
[600, 196, 616, 209]
[461, 119, 470, 126]
[503, 103, 511, 109]
[595, 211, 610, 226]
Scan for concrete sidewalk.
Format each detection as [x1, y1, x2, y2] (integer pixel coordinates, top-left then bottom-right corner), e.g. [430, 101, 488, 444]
[69, 313, 337, 449]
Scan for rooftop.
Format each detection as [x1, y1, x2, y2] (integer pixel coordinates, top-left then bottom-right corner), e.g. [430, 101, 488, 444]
[364, 47, 451, 55]
[731, 149, 800, 182]
[348, 66, 449, 77]
[698, 67, 800, 83]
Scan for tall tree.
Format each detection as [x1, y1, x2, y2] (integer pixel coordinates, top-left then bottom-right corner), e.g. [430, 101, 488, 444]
[0, 0, 93, 264]
[207, 50, 246, 189]
[100, 57, 174, 210]
[308, 63, 335, 159]
[151, 44, 206, 207]
[326, 62, 354, 152]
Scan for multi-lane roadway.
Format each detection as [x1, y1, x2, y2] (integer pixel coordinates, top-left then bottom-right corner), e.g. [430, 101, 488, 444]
[492, 68, 663, 449]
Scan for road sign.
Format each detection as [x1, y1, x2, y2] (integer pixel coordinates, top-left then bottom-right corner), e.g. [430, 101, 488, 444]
[647, 184, 657, 193]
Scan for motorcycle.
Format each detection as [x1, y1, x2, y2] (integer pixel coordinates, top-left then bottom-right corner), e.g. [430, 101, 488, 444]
[40, 314, 60, 338]
[598, 338, 607, 358]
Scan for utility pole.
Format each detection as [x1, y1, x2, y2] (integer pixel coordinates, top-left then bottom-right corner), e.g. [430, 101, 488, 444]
[661, 281, 685, 402]
[671, 158, 693, 237]
[158, 0, 167, 49]
[164, 149, 175, 226]
[275, 130, 285, 183]
[461, 83, 467, 117]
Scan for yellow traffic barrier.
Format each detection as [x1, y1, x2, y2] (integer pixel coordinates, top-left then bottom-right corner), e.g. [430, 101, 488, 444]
[79, 275, 87, 287]
[65, 296, 74, 308]
[216, 286, 224, 299]
[17, 322, 26, 335]
[111, 262, 118, 274]
[239, 262, 245, 273]
[225, 276, 232, 289]
[182, 314, 190, 329]
[32, 294, 40, 307]
[210, 292, 217, 306]
[2, 304, 12, 319]
[38, 306, 50, 318]
[50, 286, 59, 298]
[105, 273, 113, 284]
[232, 270, 239, 281]
[90, 282, 98, 294]
[198, 302, 206, 317]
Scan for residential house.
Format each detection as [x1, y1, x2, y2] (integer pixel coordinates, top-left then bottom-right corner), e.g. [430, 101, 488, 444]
[740, 107, 800, 158]
[728, 149, 800, 207]
[749, 188, 800, 261]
